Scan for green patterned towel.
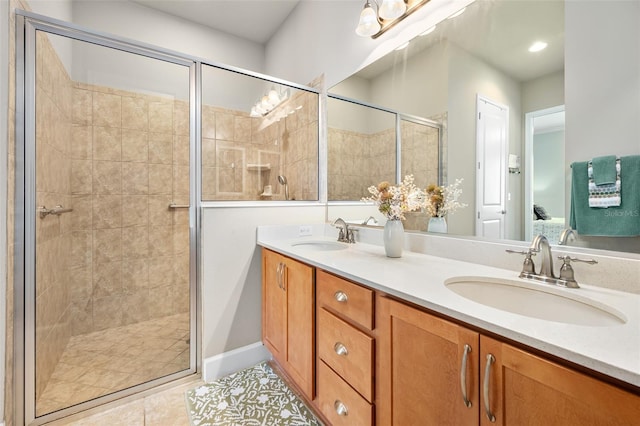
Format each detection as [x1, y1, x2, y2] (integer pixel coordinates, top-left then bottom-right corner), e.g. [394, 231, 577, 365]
[185, 362, 322, 425]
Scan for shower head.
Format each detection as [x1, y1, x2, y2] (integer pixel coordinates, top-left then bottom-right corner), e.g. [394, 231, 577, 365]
[277, 175, 289, 200]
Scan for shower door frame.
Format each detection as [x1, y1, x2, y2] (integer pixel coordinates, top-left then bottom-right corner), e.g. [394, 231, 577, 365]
[15, 11, 201, 425]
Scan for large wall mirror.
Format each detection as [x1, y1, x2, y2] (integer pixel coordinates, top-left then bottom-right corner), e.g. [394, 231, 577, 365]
[328, 0, 639, 254]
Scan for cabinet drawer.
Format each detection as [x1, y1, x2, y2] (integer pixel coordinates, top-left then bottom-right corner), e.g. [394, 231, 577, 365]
[318, 308, 374, 402]
[317, 269, 374, 330]
[317, 361, 373, 426]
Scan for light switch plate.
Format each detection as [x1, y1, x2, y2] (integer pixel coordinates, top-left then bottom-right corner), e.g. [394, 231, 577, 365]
[298, 225, 312, 236]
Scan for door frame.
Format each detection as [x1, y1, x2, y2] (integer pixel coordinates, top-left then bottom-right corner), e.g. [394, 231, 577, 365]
[524, 105, 565, 241]
[14, 11, 200, 425]
[475, 94, 509, 238]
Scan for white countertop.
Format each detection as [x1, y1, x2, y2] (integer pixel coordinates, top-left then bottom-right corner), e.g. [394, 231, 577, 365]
[257, 225, 640, 389]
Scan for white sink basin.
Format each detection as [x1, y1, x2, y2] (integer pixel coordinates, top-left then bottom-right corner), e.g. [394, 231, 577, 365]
[445, 277, 626, 327]
[291, 240, 348, 251]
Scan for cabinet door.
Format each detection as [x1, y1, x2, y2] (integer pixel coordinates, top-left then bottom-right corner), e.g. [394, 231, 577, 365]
[262, 250, 287, 363]
[480, 336, 640, 426]
[284, 256, 315, 399]
[377, 296, 480, 426]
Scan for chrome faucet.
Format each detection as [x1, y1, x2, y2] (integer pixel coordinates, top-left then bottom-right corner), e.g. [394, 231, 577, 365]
[362, 216, 378, 225]
[558, 228, 576, 245]
[333, 218, 355, 243]
[507, 233, 598, 288]
[530, 234, 555, 278]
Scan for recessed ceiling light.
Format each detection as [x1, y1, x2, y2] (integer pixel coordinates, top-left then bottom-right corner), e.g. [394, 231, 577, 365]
[395, 41, 410, 51]
[420, 25, 436, 36]
[448, 7, 466, 19]
[528, 41, 548, 52]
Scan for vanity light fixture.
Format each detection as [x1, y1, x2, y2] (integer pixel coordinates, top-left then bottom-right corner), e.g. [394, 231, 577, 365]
[528, 41, 548, 52]
[356, 0, 431, 39]
[250, 87, 289, 117]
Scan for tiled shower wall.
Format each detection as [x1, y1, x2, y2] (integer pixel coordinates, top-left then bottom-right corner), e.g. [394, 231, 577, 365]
[327, 127, 396, 201]
[69, 83, 190, 337]
[34, 30, 74, 401]
[201, 90, 319, 201]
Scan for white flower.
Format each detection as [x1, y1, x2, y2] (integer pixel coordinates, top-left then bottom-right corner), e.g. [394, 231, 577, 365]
[280, 409, 292, 419]
[259, 378, 269, 385]
[194, 386, 209, 397]
[217, 401, 228, 410]
[362, 175, 424, 221]
[230, 387, 244, 396]
[257, 394, 269, 404]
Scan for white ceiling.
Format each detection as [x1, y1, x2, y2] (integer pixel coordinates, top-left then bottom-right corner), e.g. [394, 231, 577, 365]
[132, 0, 301, 44]
[357, 0, 565, 83]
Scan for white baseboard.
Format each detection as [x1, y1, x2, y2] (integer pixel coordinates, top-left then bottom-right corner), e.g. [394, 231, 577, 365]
[203, 342, 271, 382]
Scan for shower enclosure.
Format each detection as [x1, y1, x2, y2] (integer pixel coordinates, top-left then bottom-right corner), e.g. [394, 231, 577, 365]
[16, 13, 197, 424]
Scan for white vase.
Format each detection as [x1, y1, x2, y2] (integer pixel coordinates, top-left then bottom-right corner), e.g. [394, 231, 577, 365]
[428, 216, 448, 233]
[383, 219, 404, 258]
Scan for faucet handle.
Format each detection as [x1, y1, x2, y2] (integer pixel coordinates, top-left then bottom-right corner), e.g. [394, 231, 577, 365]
[557, 255, 598, 265]
[506, 249, 536, 277]
[556, 256, 597, 288]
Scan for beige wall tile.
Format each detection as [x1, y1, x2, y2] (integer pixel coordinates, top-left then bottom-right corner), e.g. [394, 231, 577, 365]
[93, 195, 122, 229]
[148, 100, 173, 133]
[122, 225, 149, 260]
[93, 161, 122, 195]
[173, 100, 189, 136]
[173, 134, 189, 166]
[148, 226, 172, 258]
[93, 228, 122, 264]
[122, 259, 149, 294]
[93, 295, 124, 331]
[148, 132, 172, 164]
[122, 195, 148, 228]
[122, 162, 149, 195]
[93, 261, 123, 298]
[122, 129, 149, 162]
[122, 96, 149, 131]
[71, 195, 93, 230]
[148, 164, 172, 195]
[93, 91, 122, 128]
[93, 126, 122, 161]
[73, 88, 93, 125]
[148, 195, 172, 226]
[149, 257, 174, 288]
[71, 125, 92, 160]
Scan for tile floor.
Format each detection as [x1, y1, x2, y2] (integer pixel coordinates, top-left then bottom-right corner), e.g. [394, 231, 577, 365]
[37, 313, 191, 417]
[46, 379, 203, 426]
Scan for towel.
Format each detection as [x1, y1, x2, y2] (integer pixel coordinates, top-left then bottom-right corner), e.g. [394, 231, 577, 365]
[591, 155, 618, 185]
[588, 159, 621, 207]
[570, 155, 640, 236]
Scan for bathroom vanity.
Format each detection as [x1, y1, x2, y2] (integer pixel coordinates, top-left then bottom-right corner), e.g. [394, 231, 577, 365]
[258, 225, 640, 425]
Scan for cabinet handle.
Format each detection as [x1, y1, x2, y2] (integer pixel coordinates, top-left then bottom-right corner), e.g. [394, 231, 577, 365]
[280, 263, 286, 291]
[334, 400, 348, 416]
[276, 263, 283, 289]
[460, 344, 472, 408]
[334, 291, 348, 303]
[483, 354, 496, 423]
[334, 342, 348, 356]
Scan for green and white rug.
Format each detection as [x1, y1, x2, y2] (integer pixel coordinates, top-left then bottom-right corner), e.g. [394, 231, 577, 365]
[185, 362, 322, 425]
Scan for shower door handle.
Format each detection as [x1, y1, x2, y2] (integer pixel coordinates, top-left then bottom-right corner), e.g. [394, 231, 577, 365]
[168, 203, 190, 209]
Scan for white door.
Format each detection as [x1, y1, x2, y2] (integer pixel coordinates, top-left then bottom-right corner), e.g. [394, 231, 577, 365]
[476, 96, 508, 238]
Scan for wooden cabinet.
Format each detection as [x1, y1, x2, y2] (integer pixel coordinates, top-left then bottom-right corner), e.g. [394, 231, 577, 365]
[376, 294, 480, 426]
[480, 336, 640, 426]
[262, 249, 315, 400]
[377, 294, 640, 426]
[315, 270, 375, 424]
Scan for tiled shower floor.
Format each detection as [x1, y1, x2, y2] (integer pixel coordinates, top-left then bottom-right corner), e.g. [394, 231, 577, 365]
[37, 313, 191, 417]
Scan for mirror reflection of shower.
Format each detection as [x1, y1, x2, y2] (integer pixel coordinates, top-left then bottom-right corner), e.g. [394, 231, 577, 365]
[278, 175, 289, 200]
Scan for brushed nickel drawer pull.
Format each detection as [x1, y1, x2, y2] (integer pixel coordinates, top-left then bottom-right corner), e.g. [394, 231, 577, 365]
[483, 354, 496, 422]
[334, 291, 348, 303]
[460, 344, 472, 408]
[334, 400, 348, 416]
[276, 263, 284, 290]
[334, 342, 348, 356]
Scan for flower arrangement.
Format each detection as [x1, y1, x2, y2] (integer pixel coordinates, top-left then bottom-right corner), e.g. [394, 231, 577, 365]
[424, 178, 467, 218]
[363, 175, 424, 221]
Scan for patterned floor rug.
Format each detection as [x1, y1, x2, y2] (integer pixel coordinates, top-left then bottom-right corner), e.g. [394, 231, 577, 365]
[185, 362, 322, 425]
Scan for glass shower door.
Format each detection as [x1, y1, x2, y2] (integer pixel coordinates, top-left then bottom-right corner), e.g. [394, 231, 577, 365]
[27, 26, 195, 421]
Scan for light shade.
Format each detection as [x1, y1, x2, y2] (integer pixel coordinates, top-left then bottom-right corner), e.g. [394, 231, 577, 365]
[355, 2, 381, 37]
[379, 0, 407, 20]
